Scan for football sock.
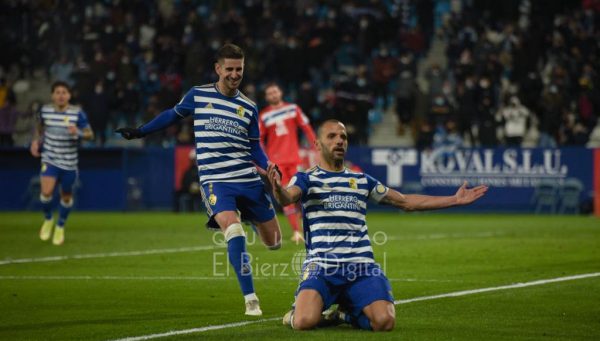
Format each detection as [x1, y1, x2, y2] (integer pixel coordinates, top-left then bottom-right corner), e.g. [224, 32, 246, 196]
[225, 223, 255, 296]
[40, 194, 53, 220]
[344, 312, 372, 330]
[57, 198, 73, 227]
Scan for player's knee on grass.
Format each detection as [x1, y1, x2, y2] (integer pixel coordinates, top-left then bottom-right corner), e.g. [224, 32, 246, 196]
[369, 312, 395, 331]
[292, 312, 321, 330]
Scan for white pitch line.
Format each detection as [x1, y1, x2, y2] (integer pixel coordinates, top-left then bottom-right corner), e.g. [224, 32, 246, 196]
[113, 318, 281, 341]
[109, 271, 600, 341]
[394, 272, 600, 305]
[0, 245, 223, 266]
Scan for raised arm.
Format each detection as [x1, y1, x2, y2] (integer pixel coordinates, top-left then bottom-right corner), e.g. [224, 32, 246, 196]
[116, 108, 183, 139]
[267, 164, 302, 206]
[380, 181, 488, 211]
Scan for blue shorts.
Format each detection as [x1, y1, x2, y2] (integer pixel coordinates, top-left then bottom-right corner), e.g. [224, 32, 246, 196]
[200, 181, 276, 230]
[296, 262, 394, 318]
[41, 162, 77, 193]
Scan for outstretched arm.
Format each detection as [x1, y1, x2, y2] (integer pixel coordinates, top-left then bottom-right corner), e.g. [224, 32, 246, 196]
[267, 163, 302, 206]
[380, 181, 488, 211]
[116, 109, 183, 139]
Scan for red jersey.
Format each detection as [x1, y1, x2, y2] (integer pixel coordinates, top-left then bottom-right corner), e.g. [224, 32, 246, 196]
[259, 102, 316, 165]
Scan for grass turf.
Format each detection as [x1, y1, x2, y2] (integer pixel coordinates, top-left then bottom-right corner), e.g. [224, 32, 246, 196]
[0, 212, 599, 340]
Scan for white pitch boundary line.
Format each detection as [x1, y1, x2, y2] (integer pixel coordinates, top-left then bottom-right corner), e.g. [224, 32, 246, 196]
[109, 272, 600, 341]
[0, 275, 456, 283]
[0, 245, 223, 266]
[394, 272, 600, 304]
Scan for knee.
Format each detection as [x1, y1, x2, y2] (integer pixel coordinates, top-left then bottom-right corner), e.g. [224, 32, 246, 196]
[292, 313, 320, 330]
[370, 313, 395, 332]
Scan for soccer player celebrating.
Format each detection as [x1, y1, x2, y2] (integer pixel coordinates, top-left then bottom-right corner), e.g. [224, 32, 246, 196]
[30, 81, 94, 245]
[267, 119, 488, 331]
[116, 44, 282, 316]
[259, 83, 317, 244]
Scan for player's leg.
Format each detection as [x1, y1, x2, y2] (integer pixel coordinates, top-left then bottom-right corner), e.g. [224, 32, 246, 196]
[213, 210, 261, 315]
[239, 182, 282, 250]
[279, 164, 303, 243]
[39, 163, 58, 241]
[52, 169, 76, 245]
[203, 182, 261, 315]
[342, 265, 395, 331]
[362, 300, 395, 331]
[286, 289, 324, 330]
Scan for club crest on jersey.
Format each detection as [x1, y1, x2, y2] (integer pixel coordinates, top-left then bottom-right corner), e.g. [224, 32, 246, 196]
[348, 178, 358, 190]
[205, 103, 213, 109]
[209, 194, 217, 206]
[236, 106, 245, 117]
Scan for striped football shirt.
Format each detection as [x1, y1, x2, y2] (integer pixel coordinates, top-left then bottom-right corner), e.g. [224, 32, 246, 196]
[289, 166, 390, 268]
[39, 104, 90, 170]
[174, 83, 262, 185]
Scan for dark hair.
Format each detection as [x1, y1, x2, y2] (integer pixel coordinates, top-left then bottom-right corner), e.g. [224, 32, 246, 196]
[216, 43, 244, 62]
[51, 81, 71, 94]
[263, 82, 281, 95]
[317, 119, 345, 137]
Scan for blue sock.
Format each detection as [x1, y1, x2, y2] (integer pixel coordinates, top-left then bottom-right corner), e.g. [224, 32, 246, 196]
[40, 195, 53, 220]
[57, 199, 73, 227]
[225, 224, 255, 296]
[348, 312, 372, 330]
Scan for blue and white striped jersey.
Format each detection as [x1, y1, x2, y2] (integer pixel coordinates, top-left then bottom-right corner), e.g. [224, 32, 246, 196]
[39, 104, 90, 170]
[289, 166, 389, 268]
[174, 84, 262, 185]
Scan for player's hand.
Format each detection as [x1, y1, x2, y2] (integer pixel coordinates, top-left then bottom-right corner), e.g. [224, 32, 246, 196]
[267, 163, 283, 189]
[67, 125, 78, 135]
[455, 181, 488, 205]
[30, 140, 40, 158]
[115, 127, 144, 140]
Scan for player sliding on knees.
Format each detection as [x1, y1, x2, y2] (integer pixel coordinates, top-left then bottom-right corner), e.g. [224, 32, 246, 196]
[266, 119, 488, 331]
[116, 44, 282, 316]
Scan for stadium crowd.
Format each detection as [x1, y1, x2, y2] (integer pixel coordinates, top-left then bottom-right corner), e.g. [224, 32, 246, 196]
[0, 0, 599, 148]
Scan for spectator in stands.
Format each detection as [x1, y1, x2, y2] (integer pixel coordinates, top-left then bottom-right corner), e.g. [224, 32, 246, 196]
[496, 95, 531, 147]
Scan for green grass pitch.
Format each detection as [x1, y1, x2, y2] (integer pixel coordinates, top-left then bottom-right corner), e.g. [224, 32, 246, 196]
[1, 212, 599, 340]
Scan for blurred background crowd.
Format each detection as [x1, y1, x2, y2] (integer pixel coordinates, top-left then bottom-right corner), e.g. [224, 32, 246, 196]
[0, 0, 599, 149]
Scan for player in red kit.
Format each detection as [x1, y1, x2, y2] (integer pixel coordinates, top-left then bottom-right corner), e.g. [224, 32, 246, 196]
[259, 83, 317, 244]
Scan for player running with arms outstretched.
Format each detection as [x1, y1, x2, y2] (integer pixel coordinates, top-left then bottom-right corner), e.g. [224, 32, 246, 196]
[267, 119, 487, 331]
[31, 81, 94, 245]
[259, 82, 317, 243]
[117, 44, 282, 316]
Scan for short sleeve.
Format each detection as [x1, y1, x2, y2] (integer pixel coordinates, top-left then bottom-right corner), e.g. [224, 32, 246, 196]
[247, 105, 260, 140]
[365, 173, 389, 203]
[287, 172, 308, 195]
[173, 89, 195, 117]
[77, 111, 90, 129]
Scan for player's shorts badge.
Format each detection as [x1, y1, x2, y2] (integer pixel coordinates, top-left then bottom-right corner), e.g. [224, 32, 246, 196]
[236, 106, 245, 117]
[41, 163, 47, 172]
[209, 194, 217, 206]
[302, 262, 318, 280]
[348, 178, 358, 190]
